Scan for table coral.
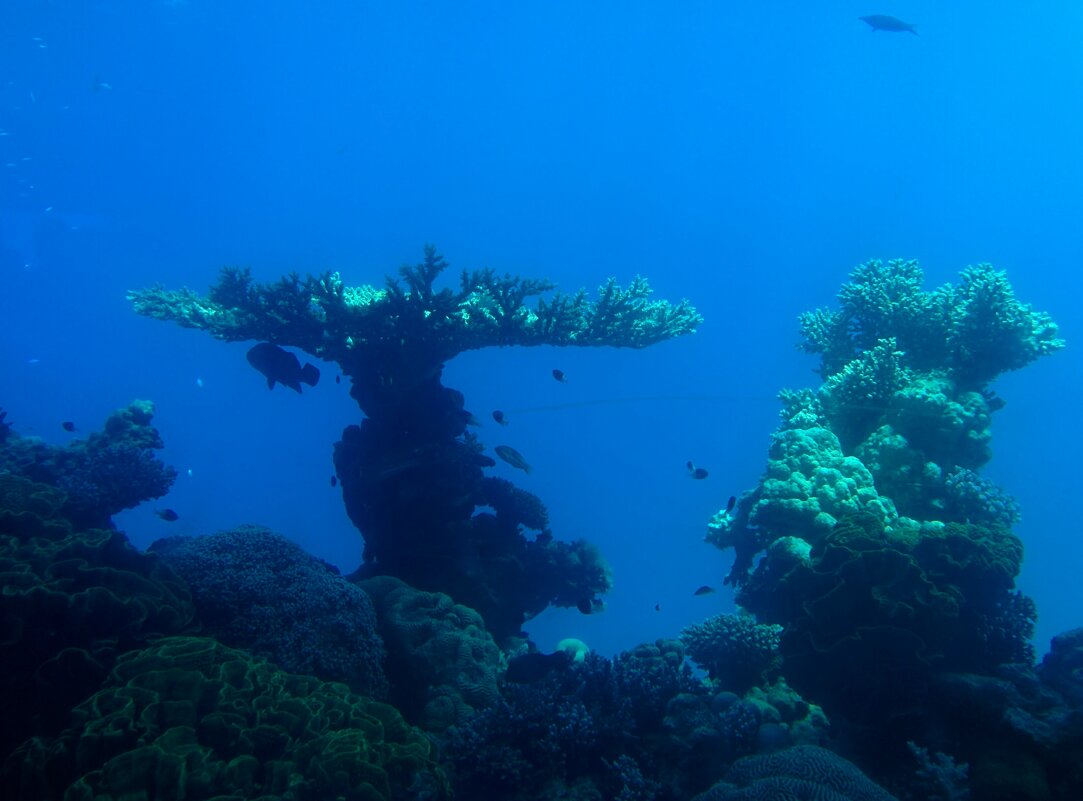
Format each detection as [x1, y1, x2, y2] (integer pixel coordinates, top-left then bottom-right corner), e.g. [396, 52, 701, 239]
[131, 247, 685, 642]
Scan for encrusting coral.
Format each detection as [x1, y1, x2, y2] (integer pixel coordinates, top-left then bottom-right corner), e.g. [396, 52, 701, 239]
[129, 247, 696, 642]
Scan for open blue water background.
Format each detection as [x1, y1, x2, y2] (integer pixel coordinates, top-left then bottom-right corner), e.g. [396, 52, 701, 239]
[1, 0, 1080, 657]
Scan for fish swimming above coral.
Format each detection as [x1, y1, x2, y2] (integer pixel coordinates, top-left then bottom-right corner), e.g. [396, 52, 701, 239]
[495, 445, 532, 473]
[245, 342, 320, 393]
[859, 14, 918, 35]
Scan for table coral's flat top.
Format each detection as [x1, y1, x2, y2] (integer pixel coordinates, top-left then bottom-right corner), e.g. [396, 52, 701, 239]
[128, 247, 701, 365]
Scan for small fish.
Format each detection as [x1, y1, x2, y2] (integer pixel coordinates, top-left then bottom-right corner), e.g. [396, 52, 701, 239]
[464, 412, 482, 427]
[156, 509, 179, 522]
[195, 377, 204, 388]
[492, 410, 508, 425]
[495, 445, 532, 473]
[552, 369, 567, 383]
[335, 374, 341, 384]
[186, 469, 194, 478]
[505, 650, 573, 684]
[859, 15, 918, 35]
[693, 585, 716, 596]
[654, 603, 661, 612]
[246, 342, 320, 393]
[61, 421, 75, 432]
[726, 495, 736, 514]
[576, 597, 604, 615]
[330, 475, 338, 488]
[687, 461, 709, 480]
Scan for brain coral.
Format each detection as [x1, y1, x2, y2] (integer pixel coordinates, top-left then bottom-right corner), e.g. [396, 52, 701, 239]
[358, 575, 504, 731]
[151, 526, 386, 698]
[3, 636, 447, 801]
[692, 745, 899, 801]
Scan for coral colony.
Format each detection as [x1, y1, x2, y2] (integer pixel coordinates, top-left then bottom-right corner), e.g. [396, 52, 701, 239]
[2, 253, 1081, 801]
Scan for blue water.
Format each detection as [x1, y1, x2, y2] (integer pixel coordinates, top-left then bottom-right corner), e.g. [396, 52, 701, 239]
[1, 0, 1080, 664]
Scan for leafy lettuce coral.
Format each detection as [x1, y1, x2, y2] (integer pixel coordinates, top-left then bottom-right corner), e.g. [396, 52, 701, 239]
[3, 636, 447, 801]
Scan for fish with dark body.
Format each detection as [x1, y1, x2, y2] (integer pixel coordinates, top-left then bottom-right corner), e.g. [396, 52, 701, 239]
[156, 508, 179, 522]
[495, 445, 532, 473]
[492, 410, 508, 425]
[61, 421, 75, 432]
[246, 342, 320, 393]
[687, 461, 709, 480]
[859, 15, 918, 35]
[552, 369, 567, 383]
[693, 585, 715, 596]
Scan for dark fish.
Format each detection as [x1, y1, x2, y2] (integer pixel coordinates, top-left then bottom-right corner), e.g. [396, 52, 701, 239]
[61, 421, 75, 432]
[687, 461, 709, 480]
[464, 412, 482, 427]
[246, 342, 320, 393]
[506, 650, 573, 684]
[859, 15, 918, 35]
[552, 369, 567, 383]
[726, 495, 736, 514]
[335, 374, 341, 384]
[693, 585, 715, 596]
[330, 475, 338, 487]
[654, 604, 661, 612]
[495, 445, 532, 473]
[156, 509, 179, 522]
[576, 597, 604, 615]
[492, 410, 508, 425]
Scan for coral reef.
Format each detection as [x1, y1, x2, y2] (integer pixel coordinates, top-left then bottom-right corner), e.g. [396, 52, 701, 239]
[445, 638, 827, 801]
[704, 260, 1061, 790]
[151, 526, 387, 697]
[131, 248, 685, 640]
[358, 575, 504, 731]
[680, 613, 783, 692]
[1, 636, 447, 801]
[0, 401, 176, 529]
[692, 745, 900, 801]
[0, 473, 195, 765]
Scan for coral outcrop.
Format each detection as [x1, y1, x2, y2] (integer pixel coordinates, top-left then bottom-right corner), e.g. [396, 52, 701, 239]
[2, 637, 447, 801]
[152, 526, 387, 697]
[129, 247, 694, 641]
[0, 401, 176, 529]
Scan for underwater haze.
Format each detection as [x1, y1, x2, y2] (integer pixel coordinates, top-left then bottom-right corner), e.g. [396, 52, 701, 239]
[2, 2, 1083, 800]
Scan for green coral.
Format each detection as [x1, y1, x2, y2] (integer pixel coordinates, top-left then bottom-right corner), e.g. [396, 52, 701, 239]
[128, 245, 702, 367]
[5, 636, 447, 801]
[798, 259, 1062, 387]
[359, 576, 504, 732]
[0, 474, 195, 765]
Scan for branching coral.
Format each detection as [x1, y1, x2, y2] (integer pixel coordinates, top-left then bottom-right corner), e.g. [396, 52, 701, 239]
[680, 614, 783, 692]
[151, 526, 387, 698]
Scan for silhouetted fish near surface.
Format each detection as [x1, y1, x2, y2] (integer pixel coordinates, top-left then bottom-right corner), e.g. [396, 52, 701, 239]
[61, 421, 75, 432]
[246, 342, 320, 393]
[492, 410, 508, 425]
[552, 369, 567, 383]
[156, 509, 179, 522]
[506, 650, 573, 684]
[859, 15, 918, 35]
[726, 495, 737, 514]
[687, 461, 709, 479]
[693, 585, 715, 596]
[495, 445, 532, 473]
